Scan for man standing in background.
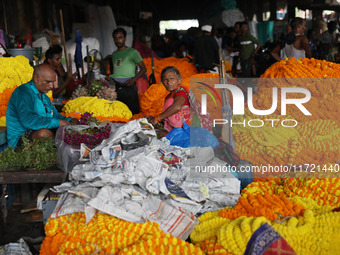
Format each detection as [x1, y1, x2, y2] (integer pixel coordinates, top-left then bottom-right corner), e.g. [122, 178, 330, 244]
[238, 22, 261, 77]
[194, 25, 220, 72]
[109, 27, 147, 114]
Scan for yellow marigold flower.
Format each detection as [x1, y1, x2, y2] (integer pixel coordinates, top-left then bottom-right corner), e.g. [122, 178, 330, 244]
[0, 116, 6, 126]
[62, 96, 132, 119]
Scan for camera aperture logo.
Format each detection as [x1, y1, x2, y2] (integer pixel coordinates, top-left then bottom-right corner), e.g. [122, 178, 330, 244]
[200, 84, 311, 128]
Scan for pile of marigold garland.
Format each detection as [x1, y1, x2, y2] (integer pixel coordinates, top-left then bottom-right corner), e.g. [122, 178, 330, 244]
[135, 72, 219, 119]
[40, 178, 340, 255]
[40, 213, 203, 255]
[143, 56, 198, 85]
[61, 97, 133, 122]
[191, 178, 340, 255]
[0, 56, 53, 126]
[232, 58, 340, 169]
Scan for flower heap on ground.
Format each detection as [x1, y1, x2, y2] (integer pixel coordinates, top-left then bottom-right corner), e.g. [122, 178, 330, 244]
[143, 56, 198, 85]
[0, 56, 53, 126]
[191, 178, 340, 255]
[61, 97, 132, 122]
[232, 58, 340, 168]
[40, 213, 204, 255]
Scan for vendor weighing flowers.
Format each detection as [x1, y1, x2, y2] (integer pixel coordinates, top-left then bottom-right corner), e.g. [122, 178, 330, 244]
[6, 63, 78, 149]
[150, 66, 190, 131]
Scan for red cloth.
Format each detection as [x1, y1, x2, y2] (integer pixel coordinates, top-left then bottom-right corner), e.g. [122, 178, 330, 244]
[245, 223, 296, 255]
[165, 87, 190, 107]
[264, 238, 296, 255]
[133, 40, 161, 60]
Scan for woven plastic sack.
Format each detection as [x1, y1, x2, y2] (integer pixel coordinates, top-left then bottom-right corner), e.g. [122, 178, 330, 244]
[55, 121, 117, 172]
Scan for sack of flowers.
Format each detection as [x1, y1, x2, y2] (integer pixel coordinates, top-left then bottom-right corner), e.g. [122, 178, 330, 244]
[55, 112, 117, 172]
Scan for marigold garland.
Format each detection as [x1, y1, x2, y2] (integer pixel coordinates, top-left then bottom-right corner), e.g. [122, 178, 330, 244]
[233, 59, 340, 168]
[219, 193, 305, 221]
[40, 212, 203, 255]
[138, 83, 169, 117]
[215, 210, 340, 255]
[192, 178, 340, 255]
[0, 56, 33, 93]
[0, 116, 5, 126]
[61, 112, 131, 123]
[143, 56, 198, 85]
[196, 237, 232, 255]
[62, 96, 132, 120]
[137, 73, 220, 119]
[261, 58, 340, 78]
[0, 56, 53, 118]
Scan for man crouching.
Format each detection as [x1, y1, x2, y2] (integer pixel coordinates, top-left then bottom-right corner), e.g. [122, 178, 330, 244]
[6, 63, 78, 149]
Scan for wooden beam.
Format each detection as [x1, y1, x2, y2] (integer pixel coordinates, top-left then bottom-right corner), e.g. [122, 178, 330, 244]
[0, 170, 66, 184]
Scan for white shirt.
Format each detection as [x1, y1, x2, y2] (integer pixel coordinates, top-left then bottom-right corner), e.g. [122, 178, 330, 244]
[214, 36, 222, 48]
[284, 44, 305, 60]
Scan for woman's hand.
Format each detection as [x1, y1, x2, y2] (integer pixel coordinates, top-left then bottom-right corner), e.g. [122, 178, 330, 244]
[149, 115, 161, 125]
[71, 72, 78, 80]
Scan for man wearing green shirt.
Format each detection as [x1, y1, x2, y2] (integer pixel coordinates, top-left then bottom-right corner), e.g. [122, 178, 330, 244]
[109, 27, 147, 114]
[239, 22, 262, 77]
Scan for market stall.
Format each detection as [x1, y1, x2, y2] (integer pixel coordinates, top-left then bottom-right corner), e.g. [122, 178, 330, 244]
[1, 53, 340, 254]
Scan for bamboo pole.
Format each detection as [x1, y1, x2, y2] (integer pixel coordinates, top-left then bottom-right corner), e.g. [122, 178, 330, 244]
[59, 9, 69, 73]
[81, 63, 84, 79]
[2, 0, 8, 34]
[219, 48, 232, 145]
[86, 45, 90, 86]
[68, 53, 72, 74]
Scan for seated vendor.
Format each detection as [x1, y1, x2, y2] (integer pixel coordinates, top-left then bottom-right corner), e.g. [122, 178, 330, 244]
[6, 63, 78, 149]
[44, 44, 77, 98]
[150, 66, 190, 132]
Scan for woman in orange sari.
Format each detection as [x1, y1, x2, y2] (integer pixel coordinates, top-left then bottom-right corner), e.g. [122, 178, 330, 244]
[150, 66, 190, 132]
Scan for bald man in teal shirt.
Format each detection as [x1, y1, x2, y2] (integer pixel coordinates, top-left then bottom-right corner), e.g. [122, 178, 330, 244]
[6, 64, 78, 148]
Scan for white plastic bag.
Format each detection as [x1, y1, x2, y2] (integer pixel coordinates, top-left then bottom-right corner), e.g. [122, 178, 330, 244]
[143, 194, 198, 240]
[55, 122, 117, 172]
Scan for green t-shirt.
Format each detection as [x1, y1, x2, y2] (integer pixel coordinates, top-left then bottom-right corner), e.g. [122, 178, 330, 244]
[239, 33, 261, 61]
[110, 47, 143, 79]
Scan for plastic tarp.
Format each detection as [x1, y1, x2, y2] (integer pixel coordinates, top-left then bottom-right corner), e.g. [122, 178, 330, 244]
[88, 5, 117, 58]
[257, 21, 274, 45]
[221, 9, 245, 27]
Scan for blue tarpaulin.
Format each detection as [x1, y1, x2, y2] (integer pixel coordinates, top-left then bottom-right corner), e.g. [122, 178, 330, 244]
[74, 30, 83, 69]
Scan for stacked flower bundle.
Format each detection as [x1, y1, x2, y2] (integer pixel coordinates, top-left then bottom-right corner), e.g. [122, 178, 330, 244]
[232, 58, 340, 168]
[71, 79, 117, 101]
[191, 178, 340, 255]
[63, 112, 111, 148]
[40, 213, 203, 254]
[135, 73, 219, 120]
[261, 58, 340, 78]
[61, 97, 132, 123]
[0, 56, 53, 126]
[143, 56, 198, 85]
